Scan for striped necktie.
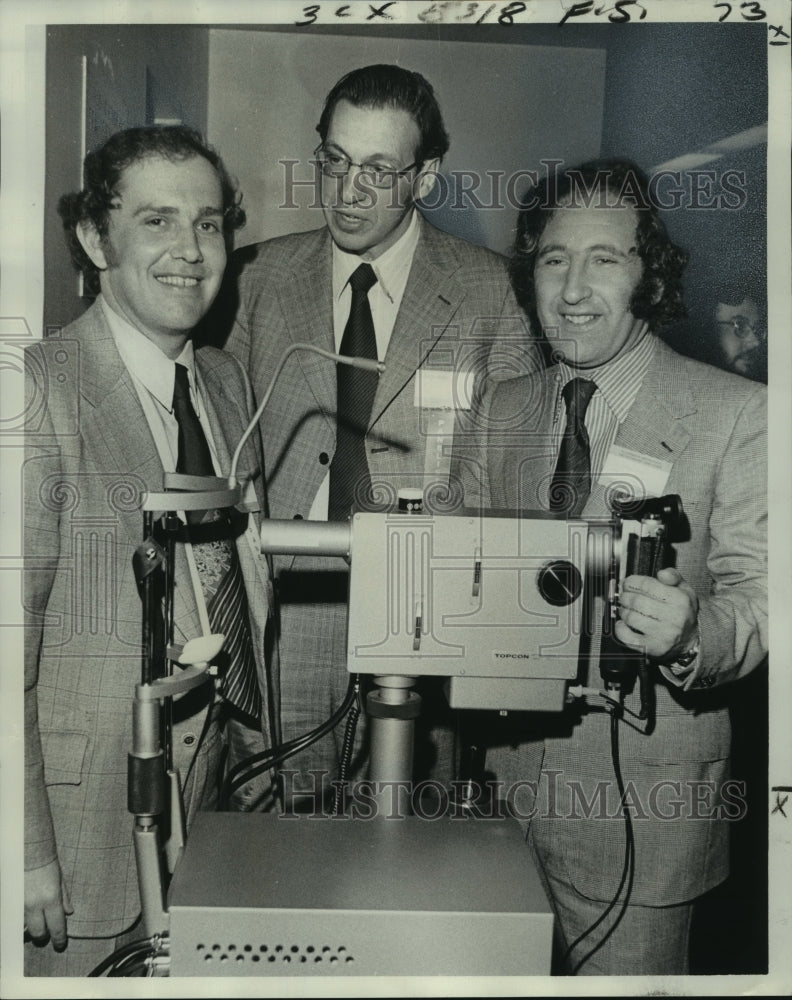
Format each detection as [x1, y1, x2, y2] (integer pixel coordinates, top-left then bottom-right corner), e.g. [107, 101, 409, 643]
[172, 363, 262, 721]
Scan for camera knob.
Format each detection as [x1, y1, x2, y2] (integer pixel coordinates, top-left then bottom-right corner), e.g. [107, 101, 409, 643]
[536, 560, 583, 607]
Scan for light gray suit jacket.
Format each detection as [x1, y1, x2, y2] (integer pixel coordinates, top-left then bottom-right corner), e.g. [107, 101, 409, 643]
[24, 301, 276, 936]
[219, 217, 532, 523]
[210, 217, 533, 782]
[457, 337, 767, 904]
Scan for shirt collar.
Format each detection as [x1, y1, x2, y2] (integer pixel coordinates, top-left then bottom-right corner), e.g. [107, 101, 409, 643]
[332, 209, 421, 305]
[556, 333, 656, 424]
[101, 295, 196, 411]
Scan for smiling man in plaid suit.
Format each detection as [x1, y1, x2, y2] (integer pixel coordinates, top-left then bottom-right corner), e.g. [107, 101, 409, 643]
[24, 126, 277, 976]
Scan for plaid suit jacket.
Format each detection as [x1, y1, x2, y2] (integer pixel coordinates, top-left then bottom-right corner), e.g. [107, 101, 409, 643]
[457, 337, 767, 904]
[23, 301, 275, 936]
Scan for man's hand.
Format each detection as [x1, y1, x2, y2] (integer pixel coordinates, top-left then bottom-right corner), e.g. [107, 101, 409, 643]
[24, 858, 72, 951]
[616, 567, 699, 662]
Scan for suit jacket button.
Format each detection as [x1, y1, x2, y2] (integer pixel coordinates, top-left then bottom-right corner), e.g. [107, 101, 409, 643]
[319, 451, 329, 465]
[183, 733, 196, 746]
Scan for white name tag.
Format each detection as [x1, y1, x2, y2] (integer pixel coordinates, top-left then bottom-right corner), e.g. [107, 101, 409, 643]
[414, 368, 474, 411]
[599, 444, 672, 500]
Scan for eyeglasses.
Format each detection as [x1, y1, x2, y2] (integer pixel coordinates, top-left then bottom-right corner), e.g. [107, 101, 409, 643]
[716, 316, 765, 341]
[313, 144, 419, 188]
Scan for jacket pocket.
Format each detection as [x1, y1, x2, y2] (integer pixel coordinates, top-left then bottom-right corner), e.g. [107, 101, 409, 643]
[618, 706, 731, 764]
[41, 731, 89, 786]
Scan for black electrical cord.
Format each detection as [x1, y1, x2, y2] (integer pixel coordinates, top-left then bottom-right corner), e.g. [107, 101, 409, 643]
[219, 672, 360, 807]
[88, 936, 164, 977]
[597, 690, 654, 733]
[333, 677, 363, 815]
[106, 944, 164, 978]
[560, 707, 636, 975]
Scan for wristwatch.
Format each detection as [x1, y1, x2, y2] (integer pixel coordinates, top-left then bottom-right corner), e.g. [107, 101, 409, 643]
[670, 625, 700, 671]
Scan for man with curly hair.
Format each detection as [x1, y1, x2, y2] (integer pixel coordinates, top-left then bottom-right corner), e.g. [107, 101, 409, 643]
[24, 126, 277, 975]
[457, 159, 767, 975]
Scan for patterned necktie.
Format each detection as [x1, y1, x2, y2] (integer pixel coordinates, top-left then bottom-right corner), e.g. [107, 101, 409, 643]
[172, 363, 262, 721]
[328, 262, 379, 521]
[550, 377, 598, 518]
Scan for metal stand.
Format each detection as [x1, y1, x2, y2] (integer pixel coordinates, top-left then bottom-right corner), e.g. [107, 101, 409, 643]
[129, 473, 242, 940]
[366, 675, 422, 816]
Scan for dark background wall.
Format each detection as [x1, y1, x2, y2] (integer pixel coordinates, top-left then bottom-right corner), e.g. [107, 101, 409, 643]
[599, 22, 767, 365]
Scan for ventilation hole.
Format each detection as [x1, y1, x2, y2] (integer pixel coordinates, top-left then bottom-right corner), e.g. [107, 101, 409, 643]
[200, 940, 356, 965]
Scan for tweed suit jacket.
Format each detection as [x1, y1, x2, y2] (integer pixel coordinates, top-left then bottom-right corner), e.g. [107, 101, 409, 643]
[206, 217, 533, 782]
[217, 217, 532, 524]
[23, 301, 276, 937]
[458, 337, 767, 904]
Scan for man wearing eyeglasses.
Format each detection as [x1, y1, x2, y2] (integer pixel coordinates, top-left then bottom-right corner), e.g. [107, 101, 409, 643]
[713, 288, 767, 382]
[207, 64, 530, 809]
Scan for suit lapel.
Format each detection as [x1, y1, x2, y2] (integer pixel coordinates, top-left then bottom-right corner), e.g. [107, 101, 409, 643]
[614, 340, 694, 461]
[516, 372, 559, 511]
[276, 222, 470, 432]
[72, 303, 205, 644]
[74, 303, 167, 549]
[76, 303, 277, 645]
[584, 340, 694, 517]
[275, 228, 336, 426]
[370, 218, 466, 427]
[197, 352, 260, 485]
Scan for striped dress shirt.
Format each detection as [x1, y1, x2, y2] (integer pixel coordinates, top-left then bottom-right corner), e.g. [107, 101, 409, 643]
[551, 333, 657, 481]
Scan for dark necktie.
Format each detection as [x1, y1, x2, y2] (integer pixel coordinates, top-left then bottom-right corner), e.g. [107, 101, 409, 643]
[550, 377, 597, 518]
[328, 262, 379, 521]
[172, 363, 262, 721]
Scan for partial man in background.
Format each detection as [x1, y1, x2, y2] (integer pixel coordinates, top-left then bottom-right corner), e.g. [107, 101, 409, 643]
[24, 126, 277, 975]
[204, 63, 532, 807]
[457, 159, 767, 975]
[712, 279, 767, 382]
